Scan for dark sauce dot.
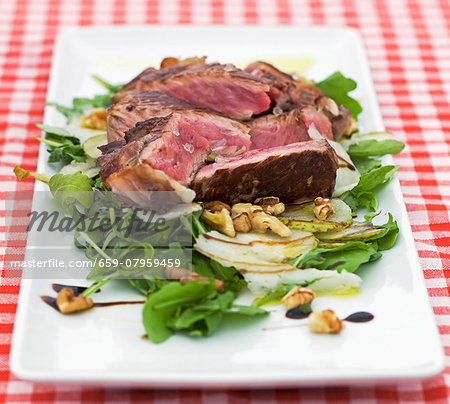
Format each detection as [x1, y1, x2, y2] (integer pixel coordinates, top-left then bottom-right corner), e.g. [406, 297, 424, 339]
[286, 304, 312, 319]
[41, 296, 59, 311]
[344, 311, 374, 323]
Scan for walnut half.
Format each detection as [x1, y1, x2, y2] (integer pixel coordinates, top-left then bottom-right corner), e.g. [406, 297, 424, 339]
[254, 196, 285, 216]
[308, 310, 344, 334]
[231, 202, 291, 237]
[251, 209, 292, 237]
[232, 212, 252, 233]
[281, 286, 315, 310]
[56, 288, 94, 314]
[313, 197, 334, 221]
[201, 207, 236, 237]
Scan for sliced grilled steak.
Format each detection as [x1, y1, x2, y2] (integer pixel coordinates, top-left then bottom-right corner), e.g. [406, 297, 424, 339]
[191, 139, 339, 204]
[245, 61, 353, 139]
[112, 62, 271, 120]
[99, 112, 251, 187]
[248, 106, 334, 149]
[298, 106, 333, 141]
[327, 105, 353, 141]
[248, 110, 309, 150]
[245, 61, 323, 110]
[108, 91, 222, 141]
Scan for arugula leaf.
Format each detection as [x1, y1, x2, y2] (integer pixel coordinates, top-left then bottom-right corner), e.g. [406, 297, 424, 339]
[365, 213, 399, 251]
[314, 71, 363, 118]
[229, 304, 269, 316]
[142, 281, 267, 343]
[37, 124, 86, 164]
[49, 172, 93, 210]
[341, 165, 399, 211]
[352, 157, 382, 175]
[142, 282, 215, 343]
[128, 278, 166, 296]
[192, 251, 245, 294]
[347, 139, 405, 158]
[293, 241, 379, 273]
[92, 75, 123, 93]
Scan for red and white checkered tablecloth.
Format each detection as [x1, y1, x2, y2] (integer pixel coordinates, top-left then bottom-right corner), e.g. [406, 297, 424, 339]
[1, 0, 450, 402]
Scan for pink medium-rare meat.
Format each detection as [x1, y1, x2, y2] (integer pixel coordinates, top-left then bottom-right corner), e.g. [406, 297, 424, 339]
[107, 91, 250, 142]
[191, 139, 339, 205]
[112, 62, 271, 120]
[248, 110, 309, 150]
[247, 106, 333, 149]
[298, 106, 333, 141]
[98, 112, 251, 187]
[245, 61, 354, 139]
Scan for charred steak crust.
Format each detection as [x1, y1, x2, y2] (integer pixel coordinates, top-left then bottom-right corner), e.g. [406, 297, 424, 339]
[191, 139, 339, 205]
[123, 115, 170, 143]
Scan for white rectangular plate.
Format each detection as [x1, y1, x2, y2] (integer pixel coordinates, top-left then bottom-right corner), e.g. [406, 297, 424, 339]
[10, 26, 444, 388]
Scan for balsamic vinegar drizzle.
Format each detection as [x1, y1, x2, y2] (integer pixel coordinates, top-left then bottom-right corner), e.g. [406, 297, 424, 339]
[337, 155, 356, 171]
[93, 300, 145, 308]
[41, 295, 145, 312]
[51, 283, 101, 296]
[41, 283, 144, 312]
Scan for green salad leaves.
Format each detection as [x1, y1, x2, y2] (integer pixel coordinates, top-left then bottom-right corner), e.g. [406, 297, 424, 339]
[143, 281, 267, 344]
[315, 71, 363, 118]
[347, 139, 405, 158]
[48, 172, 93, 210]
[37, 124, 86, 164]
[290, 212, 399, 275]
[341, 165, 399, 211]
[46, 76, 121, 123]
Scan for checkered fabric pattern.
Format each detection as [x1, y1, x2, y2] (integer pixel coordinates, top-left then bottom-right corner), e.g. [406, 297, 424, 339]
[1, 0, 450, 402]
